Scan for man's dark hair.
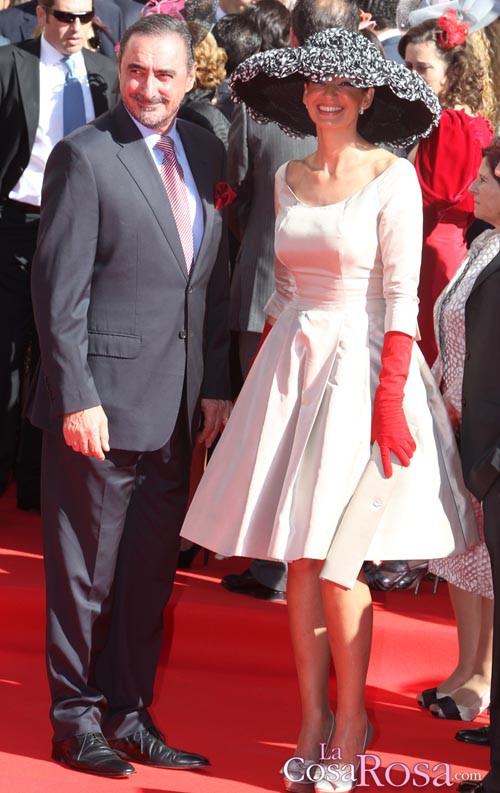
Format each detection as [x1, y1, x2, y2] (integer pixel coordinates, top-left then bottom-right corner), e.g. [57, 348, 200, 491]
[358, 0, 398, 30]
[118, 14, 195, 70]
[212, 14, 262, 75]
[246, 0, 290, 51]
[291, 0, 359, 44]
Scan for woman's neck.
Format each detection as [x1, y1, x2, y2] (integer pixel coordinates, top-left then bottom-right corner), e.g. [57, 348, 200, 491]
[312, 129, 372, 173]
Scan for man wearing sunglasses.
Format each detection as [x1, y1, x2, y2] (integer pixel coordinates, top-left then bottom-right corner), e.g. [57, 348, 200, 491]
[0, 1, 117, 514]
[0, 0, 124, 59]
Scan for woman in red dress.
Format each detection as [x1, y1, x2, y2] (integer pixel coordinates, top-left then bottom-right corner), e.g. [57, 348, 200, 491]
[399, 12, 493, 366]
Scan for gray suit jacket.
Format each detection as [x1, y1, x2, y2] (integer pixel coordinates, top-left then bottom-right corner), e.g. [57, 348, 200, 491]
[461, 249, 500, 500]
[228, 103, 316, 333]
[28, 102, 231, 451]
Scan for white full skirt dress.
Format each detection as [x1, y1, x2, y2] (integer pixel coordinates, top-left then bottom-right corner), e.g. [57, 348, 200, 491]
[181, 158, 478, 588]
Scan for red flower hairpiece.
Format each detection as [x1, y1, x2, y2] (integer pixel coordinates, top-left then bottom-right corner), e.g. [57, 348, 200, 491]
[142, 0, 186, 20]
[436, 9, 469, 49]
[214, 182, 236, 210]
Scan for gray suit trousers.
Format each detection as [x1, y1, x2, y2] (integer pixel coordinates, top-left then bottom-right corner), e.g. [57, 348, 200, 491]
[42, 403, 191, 741]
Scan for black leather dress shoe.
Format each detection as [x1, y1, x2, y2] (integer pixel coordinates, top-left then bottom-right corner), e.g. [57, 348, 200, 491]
[52, 732, 135, 777]
[109, 726, 210, 769]
[455, 726, 490, 746]
[457, 781, 485, 792]
[221, 569, 286, 601]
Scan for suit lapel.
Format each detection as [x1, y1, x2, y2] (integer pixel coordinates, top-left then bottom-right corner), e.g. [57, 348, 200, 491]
[13, 40, 41, 155]
[177, 120, 215, 277]
[469, 249, 500, 296]
[113, 104, 188, 279]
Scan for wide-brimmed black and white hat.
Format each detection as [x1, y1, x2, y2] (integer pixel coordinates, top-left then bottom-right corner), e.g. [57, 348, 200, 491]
[229, 27, 441, 147]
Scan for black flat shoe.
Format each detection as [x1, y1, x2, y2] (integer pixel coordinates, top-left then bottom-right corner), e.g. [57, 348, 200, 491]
[221, 569, 286, 601]
[417, 687, 438, 708]
[457, 782, 485, 792]
[455, 726, 490, 746]
[52, 732, 135, 777]
[109, 726, 210, 769]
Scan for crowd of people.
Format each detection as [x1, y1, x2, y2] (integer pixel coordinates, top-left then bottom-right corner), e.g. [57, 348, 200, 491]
[1, 0, 500, 790]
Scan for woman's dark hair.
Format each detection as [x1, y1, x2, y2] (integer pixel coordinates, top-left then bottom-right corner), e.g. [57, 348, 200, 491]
[482, 138, 500, 185]
[212, 14, 262, 75]
[398, 19, 483, 113]
[246, 0, 290, 51]
[119, 14, 194, 70]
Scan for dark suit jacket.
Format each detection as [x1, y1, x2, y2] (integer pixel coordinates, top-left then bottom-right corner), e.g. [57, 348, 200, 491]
[461, 249, 500, 500]
[228, 103, 315, 333]
[28, 102, 231, 451]
[0, 0, 124, 59]
[0, 38, 118, 200]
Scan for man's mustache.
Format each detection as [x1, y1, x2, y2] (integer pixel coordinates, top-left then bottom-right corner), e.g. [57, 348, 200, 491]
[132, 95, 167, 105]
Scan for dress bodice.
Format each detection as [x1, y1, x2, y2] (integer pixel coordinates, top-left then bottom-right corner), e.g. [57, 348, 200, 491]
[268, 157, 423, 338]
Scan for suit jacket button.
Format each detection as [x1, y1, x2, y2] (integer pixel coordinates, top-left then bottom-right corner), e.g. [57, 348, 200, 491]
[465, 350, 471, 360]
[462, 397, 467, 407]
[178, 330, 187, 339]
[187, 287, 193, 294]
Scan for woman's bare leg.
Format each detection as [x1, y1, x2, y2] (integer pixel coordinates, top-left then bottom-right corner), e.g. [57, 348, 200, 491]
[287, 558, 333, 759]
[320, 570, 373, 769]
[431, 589, 493, 713]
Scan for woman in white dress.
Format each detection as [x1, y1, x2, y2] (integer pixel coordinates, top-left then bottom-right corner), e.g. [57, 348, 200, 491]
[181, 28, 478, 793]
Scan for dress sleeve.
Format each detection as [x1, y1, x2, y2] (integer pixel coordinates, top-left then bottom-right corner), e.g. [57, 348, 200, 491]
[415, 110, 492, 212]
[263, 165, 296, 322]
[377, 159, 423, 337]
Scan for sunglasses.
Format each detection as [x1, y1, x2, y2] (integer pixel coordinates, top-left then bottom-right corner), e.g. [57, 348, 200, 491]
[42, 6, 95, 24]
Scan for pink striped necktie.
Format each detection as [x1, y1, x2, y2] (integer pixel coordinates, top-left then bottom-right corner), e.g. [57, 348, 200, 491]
[155, 136, 194, 273]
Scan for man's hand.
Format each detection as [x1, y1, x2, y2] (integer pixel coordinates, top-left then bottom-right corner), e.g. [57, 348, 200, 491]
[63, 405, 110, 460]
[197, 399, 232, 448]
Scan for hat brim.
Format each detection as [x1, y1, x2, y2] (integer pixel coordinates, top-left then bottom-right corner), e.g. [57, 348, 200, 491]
[230, 31, 441, 147]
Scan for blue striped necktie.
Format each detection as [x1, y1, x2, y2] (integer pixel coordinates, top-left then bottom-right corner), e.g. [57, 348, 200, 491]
[62, 55, 86, 135]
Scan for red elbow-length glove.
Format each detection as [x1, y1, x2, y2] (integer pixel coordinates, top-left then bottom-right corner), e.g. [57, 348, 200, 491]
[371, 330, 417, 478]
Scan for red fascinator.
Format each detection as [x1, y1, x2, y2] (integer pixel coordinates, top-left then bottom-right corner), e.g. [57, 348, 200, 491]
[436, 9, 469, 48]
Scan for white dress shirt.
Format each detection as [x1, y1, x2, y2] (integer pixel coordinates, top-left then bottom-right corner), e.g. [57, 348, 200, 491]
[9, 35, 95, 207]
[129, 112, 205, 261]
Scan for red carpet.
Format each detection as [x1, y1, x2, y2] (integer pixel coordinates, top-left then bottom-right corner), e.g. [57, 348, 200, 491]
[0, 484, 489, 792]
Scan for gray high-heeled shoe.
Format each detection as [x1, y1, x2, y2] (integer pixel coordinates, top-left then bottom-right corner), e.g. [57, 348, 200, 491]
[281, 712, 336, 792]
[314, 720, 373, 793]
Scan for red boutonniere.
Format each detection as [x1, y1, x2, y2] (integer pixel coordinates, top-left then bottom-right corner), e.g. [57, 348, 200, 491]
[214, 182, 236, 210]
[436, 9, 469, 49]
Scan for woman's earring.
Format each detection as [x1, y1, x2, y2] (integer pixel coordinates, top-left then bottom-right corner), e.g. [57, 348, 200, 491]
[359, 107, 365, 115]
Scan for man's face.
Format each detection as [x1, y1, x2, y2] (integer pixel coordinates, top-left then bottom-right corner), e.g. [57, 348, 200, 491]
[119, 33, 196, 134]
[37, 0, 94, 56]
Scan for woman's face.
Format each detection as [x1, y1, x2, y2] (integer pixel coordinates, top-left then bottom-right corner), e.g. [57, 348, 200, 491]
[404, 40, 448, 99]
[469, 158, 500, 228]
[303, 77, 374, 132]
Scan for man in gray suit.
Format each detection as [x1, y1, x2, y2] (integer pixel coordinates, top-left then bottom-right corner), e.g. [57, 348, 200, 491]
[28, 13, 231, 778]
[222, 0, 359, 600]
